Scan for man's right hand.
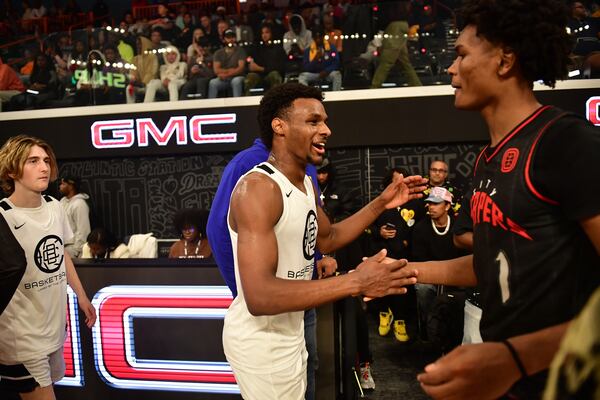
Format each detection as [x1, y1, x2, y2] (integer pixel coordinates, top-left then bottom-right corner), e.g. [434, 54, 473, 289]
[355, 249, 417, 298]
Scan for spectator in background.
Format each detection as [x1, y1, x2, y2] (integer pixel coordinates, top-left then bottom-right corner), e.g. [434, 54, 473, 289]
[144, 46, 187, 102]
[411, 187, 467, 338]
[150, 28, 172, 55]
[244, 24, 286, 95]
[124, 10, 147, 36]
[298, 26, 342, 91]
[372, 168, 417, 343]
[9, 53, 58, 110]
[126, 36, 159, 104]
[419, 159, 461, 220]
[234, 12, 254, 45]
[19, 48, 36, 79]
[30, 0, 46, 18]
[175, 3, 195, 31]
[180, 36, 214, 100]
[208, 28, 246, 98]
[261, 6, 285, 40]
[0, 57, 25, 111]
[283, 13, 312, 60]
[148, 1, 176, 43]
[91, 0, 110, 27]
[174, 12, 195, 54]
[322, 13, 343, 56]
[568, 1, 600, 77]
[169, 208, 212, 259]
[59, 176, 91, 258]
[216, 19, 230, 45]
[186, 28, 207, 60]
[82, 227, 129, 259]
[316, 158, 354, 222]
[70, 39, 87, 66]
[73, 49, 114, 106]
[371, 0, 422, 88]
[199, 14, 220, 50]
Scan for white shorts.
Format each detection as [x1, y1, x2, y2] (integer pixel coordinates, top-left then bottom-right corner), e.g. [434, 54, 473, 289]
[232, 353, 307, 400]
[0, 347, 65, 393]
[462, 299, 483, 344]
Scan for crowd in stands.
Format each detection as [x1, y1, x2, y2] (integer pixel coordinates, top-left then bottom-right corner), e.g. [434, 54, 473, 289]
[1, 0, 597, 111]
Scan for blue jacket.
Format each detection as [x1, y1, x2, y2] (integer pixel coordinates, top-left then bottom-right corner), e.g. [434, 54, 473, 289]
[206, 138, 320, 297]
[302, 43, 340, 74]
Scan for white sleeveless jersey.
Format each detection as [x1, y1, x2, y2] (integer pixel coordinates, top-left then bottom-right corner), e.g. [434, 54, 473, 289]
[0, 195, 73, 363]
[223, 162, 318, 373]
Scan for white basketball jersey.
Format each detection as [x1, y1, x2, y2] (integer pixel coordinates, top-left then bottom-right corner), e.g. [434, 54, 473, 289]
[223, 162, 318, 373]
[0, 195, 73, 363]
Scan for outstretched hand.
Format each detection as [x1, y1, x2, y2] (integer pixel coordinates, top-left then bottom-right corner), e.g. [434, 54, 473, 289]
[354, 249, 417, 299]
[379, 174, 428, 210]
[417, 342, 521, 400]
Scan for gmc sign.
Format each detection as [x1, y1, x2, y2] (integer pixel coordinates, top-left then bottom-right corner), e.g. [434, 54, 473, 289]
[91, 114, 238, 149]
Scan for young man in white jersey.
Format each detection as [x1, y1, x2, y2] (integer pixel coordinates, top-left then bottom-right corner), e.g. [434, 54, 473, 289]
[223, 82, 426, 399]
[0, 135, 96, 400]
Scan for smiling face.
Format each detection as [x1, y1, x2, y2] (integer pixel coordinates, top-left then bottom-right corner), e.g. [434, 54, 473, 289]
[448, 25, 503, 112]
[14, 145, 51, 194]
[276, 98, 331, 166]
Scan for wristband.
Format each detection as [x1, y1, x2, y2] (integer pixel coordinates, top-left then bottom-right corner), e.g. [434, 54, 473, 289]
[502, 339, 527, 378]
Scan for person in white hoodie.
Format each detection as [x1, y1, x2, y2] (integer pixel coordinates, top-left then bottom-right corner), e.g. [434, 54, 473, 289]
[144, 46, 187, 102]
[59, 176, 91, 258]
[283, 14, 312, 59]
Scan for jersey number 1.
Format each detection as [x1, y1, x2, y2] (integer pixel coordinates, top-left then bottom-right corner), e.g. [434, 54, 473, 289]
[496, 250, 511, 303]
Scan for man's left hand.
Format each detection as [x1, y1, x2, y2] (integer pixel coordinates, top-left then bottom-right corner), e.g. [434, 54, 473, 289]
[417, 342, 521, 400]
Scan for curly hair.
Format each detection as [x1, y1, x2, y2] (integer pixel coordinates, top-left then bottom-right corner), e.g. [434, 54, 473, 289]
[257, 82, 324, 149]
[173, 208, 208, 236]
[458, 0, 572, 87]
[0, 135, 58, 195]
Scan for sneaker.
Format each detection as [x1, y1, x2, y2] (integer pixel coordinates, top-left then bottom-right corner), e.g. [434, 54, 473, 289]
[394, 320, 410, 342]
[378, 308, 394, 336]
[359, 362, 376, 390]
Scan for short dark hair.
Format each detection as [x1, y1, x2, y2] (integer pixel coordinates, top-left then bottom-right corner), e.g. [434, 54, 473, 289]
[257, 82, 324, 149]
[61, 175, 81, 191]
[458, 0, 572, 87]
[383, 167, 409, 187]
[87, 227, 119, 250]
[173, 208, 208, 236]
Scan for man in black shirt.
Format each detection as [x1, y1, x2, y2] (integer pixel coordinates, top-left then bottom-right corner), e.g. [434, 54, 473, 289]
[412, 1, 600, 399]
[412, 186, 466, 336]
[244, 24, 286, 96]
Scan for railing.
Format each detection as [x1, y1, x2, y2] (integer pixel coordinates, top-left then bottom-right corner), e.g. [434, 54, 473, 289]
[133, 0, 240, 20]
[0, 35, 41, 66]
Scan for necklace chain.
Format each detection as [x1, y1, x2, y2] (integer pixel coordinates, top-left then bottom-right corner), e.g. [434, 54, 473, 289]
[431, 217, 451, 236]
[184, 239, 201, 257]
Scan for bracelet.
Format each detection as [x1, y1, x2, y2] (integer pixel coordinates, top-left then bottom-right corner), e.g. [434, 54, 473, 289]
[502, 339, 528, 378]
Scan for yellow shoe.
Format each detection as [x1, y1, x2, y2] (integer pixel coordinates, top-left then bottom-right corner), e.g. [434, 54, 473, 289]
[394, 320, 409, 342]
[378, 308, 394, 336]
